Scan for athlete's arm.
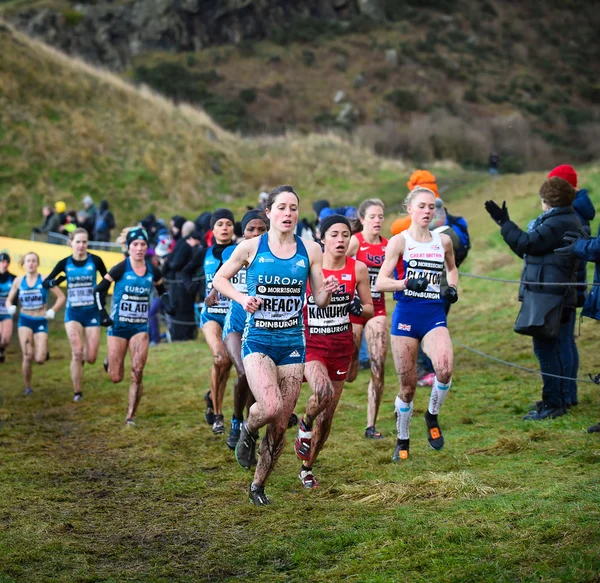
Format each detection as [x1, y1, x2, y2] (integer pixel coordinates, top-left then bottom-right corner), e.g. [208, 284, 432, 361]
[375, 234, 406, 293]
[307, 240, 338, 308]
[354, 261, 374, 319]
[346, 234, 359, 257]
[48, 285, 66, 314]
[213, 239, 258, 310]
[5, 276, 22, 314]
[442, 233, 458, 289]
[91, 254, 108, 278]
[42, 257, 68, 289]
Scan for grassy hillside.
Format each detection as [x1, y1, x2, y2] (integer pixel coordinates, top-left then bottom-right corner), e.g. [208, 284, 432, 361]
[1, 170, 600, 582]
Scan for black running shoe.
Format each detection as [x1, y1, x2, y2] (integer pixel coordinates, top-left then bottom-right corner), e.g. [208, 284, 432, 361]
[212, 414, 225, 435]
[424, 411, 444, 450]
[249, 484, 271, 506]
[46, 351, 50, 362]
[588, 422, 600, 433]
[365, 425, 384, 439]
[287, 413, 298, 429]
[235, 423, 258, 470]
[103, 357, 109, 374]
[226, 418, 242, 450]
[204, 390, 216, 425]
[392, 438, 410, 462]
[0, 348, 5, 364]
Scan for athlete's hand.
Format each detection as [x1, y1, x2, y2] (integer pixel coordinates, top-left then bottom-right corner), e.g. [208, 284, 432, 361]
[99, 308, 113, 327]
[42, 275, 66, 290]
[242, 295, 262, 313]
[205, 288, 218, 307]
[7, 305, 17, 316]
[349, 296, 363, 316]
[45, 309, 56, 320]
[404, 277, 429, 292]
[484, 200, 509, 226]
[323, 275, 339, 293]
[443, 286, 459, 304]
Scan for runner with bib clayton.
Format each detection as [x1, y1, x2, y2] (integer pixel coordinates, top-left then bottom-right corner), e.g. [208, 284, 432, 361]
[376, 187, 458, 461]
[94, 227, 175, 426]
[213, 185, 339, 506]
[346, 198, 389, 439]
[43, 228, 107, 402]
[0, 253, 17, 363]
[6, 252, 66, 395]
[295, 214, 373, 489]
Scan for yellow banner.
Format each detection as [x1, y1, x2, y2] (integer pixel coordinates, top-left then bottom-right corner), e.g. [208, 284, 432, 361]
[0, 236, 124, 279]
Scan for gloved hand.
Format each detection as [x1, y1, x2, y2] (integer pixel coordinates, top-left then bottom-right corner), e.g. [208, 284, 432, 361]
[42, 275, 66, 289]
[484, 200, 509, 226]
[404, 277, 429, 292]
[160, 293, 176, 316]
[555, 228, 591, 256]
[443, 286, 459, 304]
[99, 308, 113, 327]
[45, 309, 56, 320]
[349, 296, 363, 316]
[7, 305, 17, 316]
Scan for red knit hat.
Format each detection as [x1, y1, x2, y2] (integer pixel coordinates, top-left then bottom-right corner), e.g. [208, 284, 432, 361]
[548, 164, 577, 189]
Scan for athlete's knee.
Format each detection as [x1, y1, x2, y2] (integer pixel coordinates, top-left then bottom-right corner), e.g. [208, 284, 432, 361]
[262, 399, 283, 425]
[213, 350, 230, 368]
[34, 355, 46, 365]
[71, 349, 84, 362]
[434, 358, 452, 384]
[110, 369, 124, 383]
[87, 356, 97, 365]
[131, 365, 144, 384]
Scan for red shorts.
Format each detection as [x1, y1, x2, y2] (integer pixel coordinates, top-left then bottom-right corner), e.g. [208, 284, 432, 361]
[305, 350, 352, 381]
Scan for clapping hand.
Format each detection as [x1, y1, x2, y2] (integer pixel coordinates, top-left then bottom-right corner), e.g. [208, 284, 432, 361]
[484, 200, 510, 226]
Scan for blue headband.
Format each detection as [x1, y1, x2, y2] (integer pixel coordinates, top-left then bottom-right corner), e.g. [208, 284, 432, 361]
[126, 227, 149, 247]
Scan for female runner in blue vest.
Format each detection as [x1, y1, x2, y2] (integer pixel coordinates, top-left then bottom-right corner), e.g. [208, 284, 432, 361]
[0, 252, 17, 363]
[182, 208, 236, 435]
[376, 187, 458, 461]
[94, 227, 174, 425]
[213, 185, 339, 506]
[6, 252, 66, 395]
[42, 228, 107, 401]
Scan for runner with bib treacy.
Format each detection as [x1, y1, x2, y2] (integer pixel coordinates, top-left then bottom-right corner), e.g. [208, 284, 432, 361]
[0, 253, 17, 364]
[221, 210, 268, 450]
[213, 185, 339, 506]
[375, 187, 458, 461]
[94, 227, 175, 426]
[5, 252, 66, 396]
[295, 215, 373, 489]
[346, 198, 389, 440]
[42, 228, 107, 402]
[181, 208, 236, 436]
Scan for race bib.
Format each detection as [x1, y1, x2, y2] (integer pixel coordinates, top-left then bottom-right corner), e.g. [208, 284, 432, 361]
[68, 285, 95, 308]
[254, 283, 303, 329]
[20, 290, 44, 311]
[367, 266, 381, 300]
[118, 293, 149, 324]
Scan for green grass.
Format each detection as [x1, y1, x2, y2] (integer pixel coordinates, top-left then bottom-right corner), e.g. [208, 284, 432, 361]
[2, 169, 600, 582]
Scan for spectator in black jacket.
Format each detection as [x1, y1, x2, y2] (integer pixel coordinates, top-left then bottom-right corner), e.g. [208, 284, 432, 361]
[34, 205, 62, 235]
[485, 177, 581, 420]
[94, 200, 115, 242]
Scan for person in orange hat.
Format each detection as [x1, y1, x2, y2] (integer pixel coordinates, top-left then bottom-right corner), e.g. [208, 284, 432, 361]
[391, 170, 440, 236]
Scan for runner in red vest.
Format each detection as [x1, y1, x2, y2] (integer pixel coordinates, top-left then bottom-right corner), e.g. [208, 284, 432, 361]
[295, 214, 373, 488]
[346, 198, 389, 439]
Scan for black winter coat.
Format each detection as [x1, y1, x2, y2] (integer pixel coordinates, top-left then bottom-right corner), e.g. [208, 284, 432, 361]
[500, 205, 581, 310]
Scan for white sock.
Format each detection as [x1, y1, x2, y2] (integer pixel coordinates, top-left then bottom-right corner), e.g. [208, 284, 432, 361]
[395, 396, 413, 440]
[428, 377, 452, 415]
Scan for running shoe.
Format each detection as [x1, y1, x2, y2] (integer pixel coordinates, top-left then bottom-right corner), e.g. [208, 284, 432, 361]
[204, 390, 215, 425]
[0, 348, 5, 364]
[103, 357, 109, 374]
[294, 419, 312, 461]
[417, 372, 435, 387]
[212, 414, 225, 435]
[392, 438, 410, 462]
[248, 484, 271, 506]
[46, 351, 50, 362]
[73, 392, 83, 402]
[424, 411, 444, 450]
[226, 417, 242, 450]
[287, 413, 298, 429]
[125, 418, 136, 427]
[235, 423, 258, 470]
[365, 425, 384, 439]
[298, 469, 320, 489]
[24, 387, 33, 396]
[588, 422, 600, 433]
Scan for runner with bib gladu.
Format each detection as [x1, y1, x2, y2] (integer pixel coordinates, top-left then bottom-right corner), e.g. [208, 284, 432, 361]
[376, 187, 458, 461]
[295, 214, 373, 489]
[6, 252, 66, 395]
[0, 253, 17, 364]
[213, 185, 339, 506]
[43, 228, 107, 402]
[94, 227, 175, 426]
[346, 198, 389, 440]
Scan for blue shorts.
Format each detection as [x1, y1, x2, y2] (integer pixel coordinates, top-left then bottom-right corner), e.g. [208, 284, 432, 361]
[108, 325, 148, 341]
[0, 314, 12, 322]
[200, 309, 226, 329]
[242, 336, 306, 367]
[65, 307, 101, 327]
[18, 313, 48, 334]
[222, 304, 246, 339]
[391, 302, 446, 340]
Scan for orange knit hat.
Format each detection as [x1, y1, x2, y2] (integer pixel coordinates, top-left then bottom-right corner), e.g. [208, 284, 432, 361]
[407, 170, 439, 197]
